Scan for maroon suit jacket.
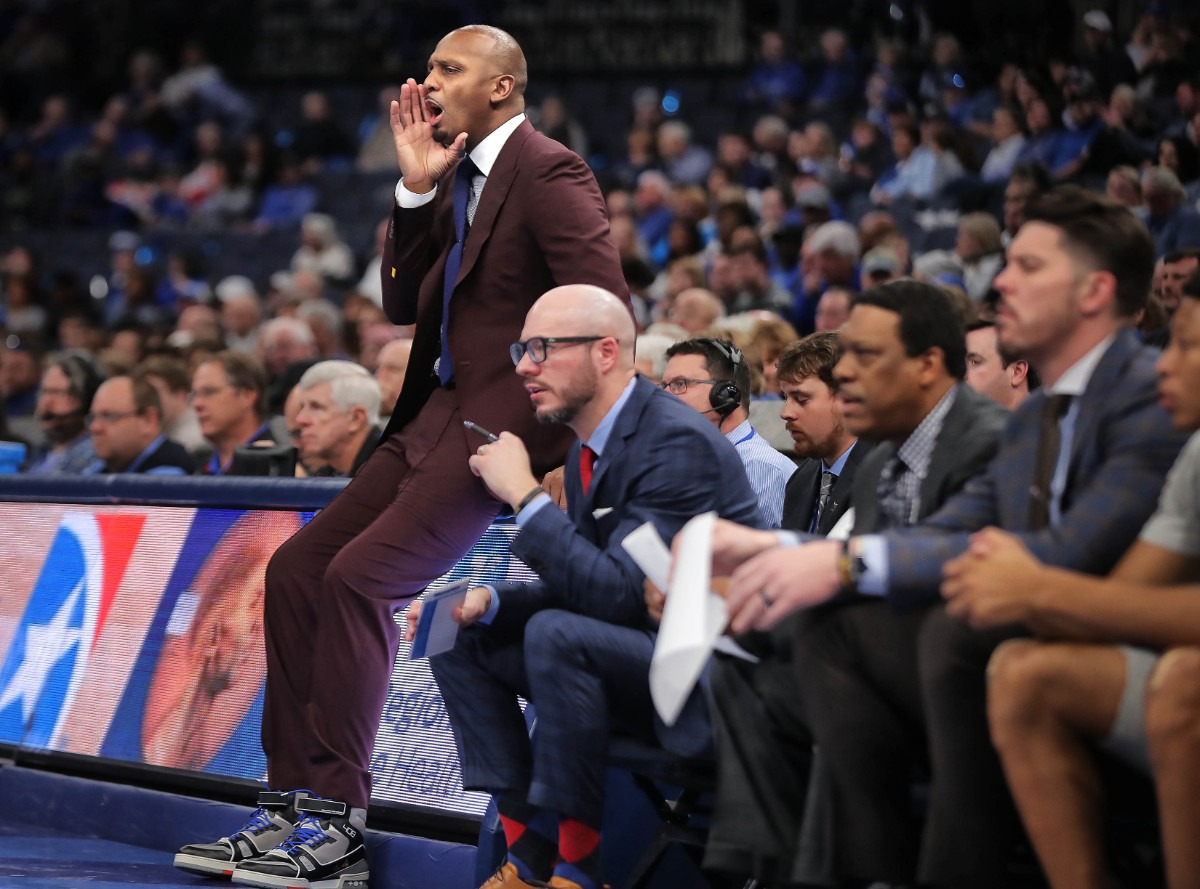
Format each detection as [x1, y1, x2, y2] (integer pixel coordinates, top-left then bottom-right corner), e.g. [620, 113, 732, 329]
[381, 119, 629, 475]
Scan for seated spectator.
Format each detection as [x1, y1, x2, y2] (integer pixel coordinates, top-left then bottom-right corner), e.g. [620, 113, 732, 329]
[666, 286, 725, 333]
[1158, 135, 1200, 192]
[807, 28, 861, 125]
[136, 354, 206, 453]
[84, 374, 194, 474]
[373, 337, 412, 424]
[725, 240, 794, 319]
[258, 316, 319, 381]
[0, 340, 42, 417]
[532, 95, 589, 159]
[953, 269, 1200, 889]
[870, 123, 938, 205]
[215, 276, 264, 353]
[661, 337, 796, 527]
[357, 85, 403, 173]
[1105, 164, 1143, 208]
[1002, 163, 1051, 245]
[964, 318, 1035, 409]
[858, 245, 902, 291]
[1161, 248, 1200, 317]
[747, 315, 799, 396]
[1142, 166, 1200, 256]
[291, 212, 356, 285]
[955, 212, 1005, 301]
[291, 90, 355, 173]
[632, 171, 674, 268]
[191, 351, 277, 475]
[979, 106, 1027, 183]
[657, 120, 713, 187]
[814, 286, 853, 331]
[254, 153, 318, 229]
[26, 351, 105, 474]
[741, 30, 807, 121]
[292, 360, 381, 477]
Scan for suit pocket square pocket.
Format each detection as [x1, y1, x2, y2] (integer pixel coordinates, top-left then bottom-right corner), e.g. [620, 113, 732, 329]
[592, 506, 614, 519]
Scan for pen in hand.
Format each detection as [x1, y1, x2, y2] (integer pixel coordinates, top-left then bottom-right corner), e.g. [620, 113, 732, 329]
[463, 420, 500, 443]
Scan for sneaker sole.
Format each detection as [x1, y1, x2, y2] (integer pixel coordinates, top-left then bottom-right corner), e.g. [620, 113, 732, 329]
[229, 866, 369, 889]
[175, 851, 242, 878]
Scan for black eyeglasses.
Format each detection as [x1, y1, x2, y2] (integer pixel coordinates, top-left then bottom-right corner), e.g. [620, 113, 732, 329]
[509, 336, 608, 366]
[659, 377, 724, 395]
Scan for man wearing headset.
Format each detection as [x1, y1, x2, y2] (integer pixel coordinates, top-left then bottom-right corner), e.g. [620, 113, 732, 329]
[661, 337, 797, 528]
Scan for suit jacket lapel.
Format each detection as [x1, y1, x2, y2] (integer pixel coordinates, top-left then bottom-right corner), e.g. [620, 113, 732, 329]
[592, 377, 652, 500]
[1066, 330, 1138, 480]
[820, 438, 876, 534]
[456, 120, 532, 286]
[919, 385, 977, 520]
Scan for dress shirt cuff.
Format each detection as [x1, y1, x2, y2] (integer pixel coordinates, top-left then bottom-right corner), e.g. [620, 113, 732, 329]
[775, 530, 805, 547]
[395, 179, 438, 207]
[855, 535, 889, 596]
[514, 493, 551, 526]
[478, 584, 500, 625]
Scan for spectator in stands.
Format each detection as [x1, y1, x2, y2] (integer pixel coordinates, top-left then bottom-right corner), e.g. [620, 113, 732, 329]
[533, 95, 589, 159]
[657, 120, 713, 187]
[291, 90, 355, 173]
[136, 354, 206, 453]
[800, 221, 861, 330]
[1078, 9, 1137, 97]
[814, 286, 852, 331]
[870, 122, 937, 205]
[26, 351, 104, 474]
[291, 212, 356, 285]
[355, 217, 391, 307]
[725, 240, 794, 318]
[1002, 163, 1050, 245]
[716, 130, 773, 191]
[159, 39, 255, 139]
[858, 245, 902, 291]
[955, 212, 1005, 301]
[1105, 164, 1143, 208]
[632, 331, 677, 383]
[296, 300, 346, 361]
[1161, 248, 1200, 316]
[748, 315, 799, 397]
[632, 170, 673, 268]
[257, 316, 318, 380]
[215, 276, 264, 353]
[191, 350, 276, 475]
[1158, 135, 1200, 191]
[373, 336, 411, 423]
[666, 286, 725, 333]
[979, 106, 1027, 183]
[292, 361, 381, 477]
[807, 28, 860, 125]
[1142, 166, 1200, 255]
[662, 337, 795, 527]
[254, 152, 318, 229]
[0, 340, 41, 418]
[83, 374, 194, 474]
[357, 85, 404, 173]
[964, 318, 1034, 409]
[741, 30, 806, 121]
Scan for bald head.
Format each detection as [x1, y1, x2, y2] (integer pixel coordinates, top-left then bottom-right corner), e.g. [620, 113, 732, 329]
[518, 285, 635, 438]
[527, 285, 636, 368]
[452, 24, 528, 96]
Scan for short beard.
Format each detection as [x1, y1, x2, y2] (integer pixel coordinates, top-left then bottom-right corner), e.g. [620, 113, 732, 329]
[534, 363, 598, 427]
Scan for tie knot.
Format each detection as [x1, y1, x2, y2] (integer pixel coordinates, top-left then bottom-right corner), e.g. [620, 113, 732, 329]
[1045, 393, 1071, 419]
[457, 156, 479, 180]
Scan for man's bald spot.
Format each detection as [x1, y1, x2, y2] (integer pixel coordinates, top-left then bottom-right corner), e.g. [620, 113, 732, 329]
[532, 285, 636, 365]
[452, 24, 528, 95]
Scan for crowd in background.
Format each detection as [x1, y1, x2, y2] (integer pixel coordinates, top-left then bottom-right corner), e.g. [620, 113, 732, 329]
[1, 0, 1200, 475]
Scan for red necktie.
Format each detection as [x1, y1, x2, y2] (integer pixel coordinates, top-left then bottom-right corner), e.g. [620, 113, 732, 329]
[579, 445, 597, 494]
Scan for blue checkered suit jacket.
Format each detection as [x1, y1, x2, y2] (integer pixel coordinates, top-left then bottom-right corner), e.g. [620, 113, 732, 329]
[493, 375, 766, 630]
[883, 329, 1191, 607]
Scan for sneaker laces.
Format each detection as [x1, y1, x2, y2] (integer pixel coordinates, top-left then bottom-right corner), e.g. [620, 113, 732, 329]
[279, 815, 329, 854]
[240, 806, 277, 836]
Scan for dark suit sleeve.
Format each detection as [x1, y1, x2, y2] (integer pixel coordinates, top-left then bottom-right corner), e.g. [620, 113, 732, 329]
[495, 422, 761, 630]
[528, 151, 629, 300]
[884, 382, 1186, 606]
[381, 197, 439, 325]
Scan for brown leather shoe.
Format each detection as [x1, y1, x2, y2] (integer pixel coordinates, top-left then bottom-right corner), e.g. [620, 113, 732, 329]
[480, 860, 549, 888]
[546, 877, 611, 889]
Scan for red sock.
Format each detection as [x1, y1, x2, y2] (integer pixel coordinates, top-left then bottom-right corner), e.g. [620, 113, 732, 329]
[556, 817, 602, 888]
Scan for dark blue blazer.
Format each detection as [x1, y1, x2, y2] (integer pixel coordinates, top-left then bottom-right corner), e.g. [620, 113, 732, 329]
[493, 375, 765, 631]
[884, 329, 1191, 606]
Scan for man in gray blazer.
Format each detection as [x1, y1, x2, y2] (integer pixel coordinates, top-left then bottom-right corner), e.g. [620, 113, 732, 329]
[711, 187, 1190, 888]
[704, 282, 1006, 885]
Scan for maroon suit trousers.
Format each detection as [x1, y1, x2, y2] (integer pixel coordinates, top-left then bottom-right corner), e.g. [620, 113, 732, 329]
[260, 387, 500, 808]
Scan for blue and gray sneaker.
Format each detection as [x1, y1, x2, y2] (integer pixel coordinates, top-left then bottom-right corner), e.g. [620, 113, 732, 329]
[175, 790, 311, 878]
[231, 796, 369, 889]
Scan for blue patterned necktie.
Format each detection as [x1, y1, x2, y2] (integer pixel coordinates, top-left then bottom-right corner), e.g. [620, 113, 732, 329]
[439, 157, 479, 385]
[876, 454, 910, 530]
[811, 469, 836, 533]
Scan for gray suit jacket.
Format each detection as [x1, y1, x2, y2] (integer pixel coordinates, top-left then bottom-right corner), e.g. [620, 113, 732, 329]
[854, 385, 1008, 535]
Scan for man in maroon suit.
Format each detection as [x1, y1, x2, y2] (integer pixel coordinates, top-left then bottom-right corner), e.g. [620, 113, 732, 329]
[174, 25, 628, 889]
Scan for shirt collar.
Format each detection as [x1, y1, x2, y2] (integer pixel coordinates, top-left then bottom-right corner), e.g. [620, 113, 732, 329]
[467, 112, 525, 177]
[126, 435, 167, 473]
[582, 377, 639, 459]
[724, 418, 754, 446]
[1047, 333, 1117, 397]
[897, 383, 959, 480]
[826, 439, 856, 475]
